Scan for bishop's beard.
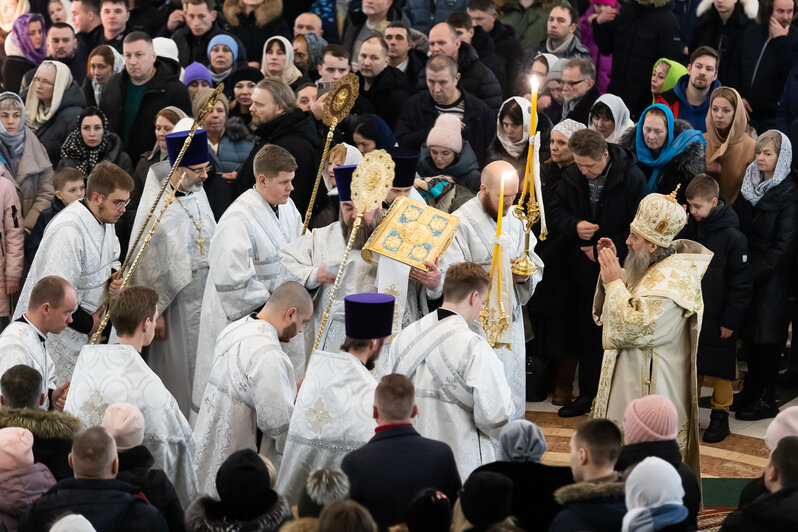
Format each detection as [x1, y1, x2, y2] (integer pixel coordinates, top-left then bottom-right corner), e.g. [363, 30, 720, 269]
[340, 209, 384, 250]
[623, 247, 653, 287]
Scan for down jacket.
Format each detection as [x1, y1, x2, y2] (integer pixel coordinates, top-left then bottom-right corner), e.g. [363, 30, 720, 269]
[0, 463, 56, 531]
[0, 173, 24, 316]
[185, 496, 293, 532]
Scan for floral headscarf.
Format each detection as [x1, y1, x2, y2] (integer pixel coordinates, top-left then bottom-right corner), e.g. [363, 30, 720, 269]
[740, 130, 793, 206]
[60, 106, 110, 175]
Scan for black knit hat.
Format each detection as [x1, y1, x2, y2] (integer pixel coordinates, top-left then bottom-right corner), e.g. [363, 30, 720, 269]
[460, 472, 514, 528]
[406, 488, 452, 532]
[215, 449, 278, 521]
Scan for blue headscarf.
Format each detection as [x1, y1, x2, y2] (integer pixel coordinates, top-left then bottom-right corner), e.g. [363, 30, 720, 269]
[636, 104, 705, 193]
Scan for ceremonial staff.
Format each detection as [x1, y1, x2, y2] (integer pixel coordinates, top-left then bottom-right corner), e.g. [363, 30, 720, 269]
[479, 171, 512, 348]
[301, 74, 359, 235]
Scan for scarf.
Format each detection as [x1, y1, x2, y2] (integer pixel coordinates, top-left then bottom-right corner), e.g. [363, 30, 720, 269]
[652, 58, 687, 104]
[261, 36, 302, 85]
[0, 0, 30, 32]
[622, 456, 688, 532]
[589, 93, 635, 142]
[60, 111, 111, 175]
[302, 32, 329, 74]
[704, 87, 750, 162]
[0, 93, 26, 177]
[25, 61, 73, 131]
[496, 96, 531, 159]
[9, 13, 46, 65]
[147, 105, 188, 158]
[210, 66, 232, 85]
[499, 420, 547, 463]
[636, 104, 705, 192]
[545, 34, 575, 56]
[740, 130, 793, 206]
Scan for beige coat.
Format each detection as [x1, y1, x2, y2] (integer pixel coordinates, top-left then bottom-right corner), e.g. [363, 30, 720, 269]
[7, 128, 54, 233]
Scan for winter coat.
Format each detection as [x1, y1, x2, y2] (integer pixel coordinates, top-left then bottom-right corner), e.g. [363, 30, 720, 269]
[81, 77, 99, 107]
[0, 463, 56, 532]
[777, 64, 798, 158]
[396, 89, 496, 168]
[402, 0, 468, 34]
[562, 85, 600, 126]
[469, 27, 506, 100]
[57, 131, 134, 175]
[170, 22, 248, 68]
[500, 0, 569, 53]
[548, 473, 627, 532]
[0, 407, 82, 481]
[99, 58, 192, 162]
[0, 128, 54, 234]
[689, 0, 756, 84]
[128, 0, 169, 37]
[417, 140, 481, 193]
[657, 75, 722, 133]
[224, 3, 289, 62]
[0, 173, 23, 317]
[728, 23, 798, 130]
[185, 495, 292, 532]
[474, 461, 573, 532]
[341, 2, 409, 60]
[18, 478, 168, 532]
[21, 81, 85, 167]
[25, 196, 64, 264]
[117, 445, 185, 532]
[580, 5, 616, 94]
[489, 110, 553, 180]
[1, 56, 36, 94]
[486, 21, 524, 99]
[591, 0, 682, 119]
[733, 173, 798, 344]
[204, 118, 254, 219]
[615, 440, 701, 531]
[720, 483, 798, 532]
[681, 202, 752, 379]
[359, 66, 409, 130]
[619, 119, 706, 205]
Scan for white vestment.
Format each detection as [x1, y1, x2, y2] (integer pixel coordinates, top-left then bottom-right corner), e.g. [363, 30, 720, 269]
[193, 315, 296, 497]
[128, 162, 216, 416]
[63, 344, 199, 506]
[15, 201, 119, 385]
[443, 196, 543, 418]
[0, 320, 56, 408]
[384, 311, 514, 479]
[276, 350, 377, 504]
[192, 190, 301, 420]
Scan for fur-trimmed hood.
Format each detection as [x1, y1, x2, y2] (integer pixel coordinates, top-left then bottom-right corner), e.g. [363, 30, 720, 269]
[223, 0, 281, 27]
[0, 407, 82, 440]
[225, 116, 255, 143]
[185, 495, 293, 532]
[697, 0, 757, 18]
[554, 474, 626, 505]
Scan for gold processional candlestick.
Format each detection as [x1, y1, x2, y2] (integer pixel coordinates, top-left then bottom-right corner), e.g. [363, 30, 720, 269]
[479, 173, 511, 348]
[301, 74, 359, 236]
[512, 123, 547, 276]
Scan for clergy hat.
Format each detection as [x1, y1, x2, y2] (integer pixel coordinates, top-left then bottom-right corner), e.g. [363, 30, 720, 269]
[166, 129, 209, 168]
[334, 164, 357, 202]
[630, 186, 687, 248]
[388, 146, 419, 188]
[344, 293, 395, 340]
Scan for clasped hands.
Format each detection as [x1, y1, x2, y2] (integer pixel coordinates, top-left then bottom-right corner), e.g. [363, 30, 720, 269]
[596, 237, 622, 284]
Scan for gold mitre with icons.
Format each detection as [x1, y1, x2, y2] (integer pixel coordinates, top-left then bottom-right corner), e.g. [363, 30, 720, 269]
[362, 196, 459, 271]
[630, 185, 687, 248]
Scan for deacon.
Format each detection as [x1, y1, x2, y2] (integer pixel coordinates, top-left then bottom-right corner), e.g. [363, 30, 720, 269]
[192, 144, 302, 420]
[127, 120, 217, 416]
[593, 189, 712, 477]
[0, 277, 75, 410]
[193, 281, 313, 497]
[64, 286, 199, 507]
[443, 161, 544, 418]
[384, 262, 514, 479]
[15, 162, 131, 385]
[276, 293, 395, 504]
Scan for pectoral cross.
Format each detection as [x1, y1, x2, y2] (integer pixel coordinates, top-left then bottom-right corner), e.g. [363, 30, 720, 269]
[198, 234, 205, 255]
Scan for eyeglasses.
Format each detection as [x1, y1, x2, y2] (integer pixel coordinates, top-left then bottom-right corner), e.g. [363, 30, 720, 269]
[99, 194, 130, 210]
[562, 79, 587, 88]
[32, 77, 54, 86]
[186, 164, 213, 176]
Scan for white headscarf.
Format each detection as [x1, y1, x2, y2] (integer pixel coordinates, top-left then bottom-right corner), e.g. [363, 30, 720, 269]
[622, 457, 687, 532]
[92, 46, 125, 105]
[0, 0, 30, 32]
[25, 60, 73, 130]
[589, 93, 635, 143]
[325, 142, 362, 194]
[740, 131, 793, 206]
[497, 96, 531, 159]
[261, 36, 302, 85]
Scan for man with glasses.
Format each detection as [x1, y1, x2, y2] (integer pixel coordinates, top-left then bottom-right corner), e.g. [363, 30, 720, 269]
[127, 125, 216, 417]
[15, 162, 133, 386]
[560, 56, 599, 126]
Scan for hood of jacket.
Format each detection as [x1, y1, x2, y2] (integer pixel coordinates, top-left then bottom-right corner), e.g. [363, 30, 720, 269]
[697, 0, 757, 18]
[185, 495, 293, 531]
[0, 462, 56, 516]
[554, 474, 627, 530]
[57, 81, 85, 115]
[253, 108, 321, 149]
[117, 444, 155, 474]
[672, 74, 721, 114]
[734, 483, 798, 528]
[554, 474, 626, 505]
[0, 407, 82, 440]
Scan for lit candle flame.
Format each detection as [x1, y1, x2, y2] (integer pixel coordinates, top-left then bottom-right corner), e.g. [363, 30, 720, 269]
[530, 75, 539, 92]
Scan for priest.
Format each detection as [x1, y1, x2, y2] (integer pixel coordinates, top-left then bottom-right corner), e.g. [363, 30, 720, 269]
[15, 162, 131, 385]
[192, 281, 313, 497]
[127, 121, 217, 416]
[593, 188, 712, 477]
[442, 161, 544, 419]
[276, 293, 394, 504]
[64, 286, 199, 506]
[192, 144, 302, 421]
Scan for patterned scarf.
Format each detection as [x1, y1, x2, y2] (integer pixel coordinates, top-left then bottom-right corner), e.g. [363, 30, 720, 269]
[740, 131, 793, 206]
[0, 93, 26, 177]
[60, 110, 110, 175]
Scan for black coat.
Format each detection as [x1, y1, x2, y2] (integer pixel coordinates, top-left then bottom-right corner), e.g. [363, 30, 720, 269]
[619, 120, 706, 206]
[615, 440, 701, 531]
[227, 11, 290, 62]
[681, 202, 752, 379]
[489, 20, 524, 98]
[1, 55, 35, 94]
[733, 174, 798, 344]
[18, 478, 168, 532]
[549, 474, 627, 532]
[395, 89, 496, 168]
[342, 2, 408, 59]
[473, 461, 573, 532]
[170, 22, 248, 68]
[99, 58, 192, 162]
[58, 131, 134, 175]
[470, 27, 506, 99]
[358, 66, 409, 130]
[117, 445, 185, 532]
[341, 425, 461, 528]
[591, 0, 682, 119]
[404, 49, 428, 95]
[562, 85, 600, 126]
[689, 2, 754, 84]
[81, 77, 98, 107]
[720, 483, 798, 532]
[20, 81, 85, 167]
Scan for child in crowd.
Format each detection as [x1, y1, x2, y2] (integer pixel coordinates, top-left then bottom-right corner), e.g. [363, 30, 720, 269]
[25, 167, 85, 264]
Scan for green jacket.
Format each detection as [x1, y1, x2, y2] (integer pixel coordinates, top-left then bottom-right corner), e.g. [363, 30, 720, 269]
[500, 0, 568, 52]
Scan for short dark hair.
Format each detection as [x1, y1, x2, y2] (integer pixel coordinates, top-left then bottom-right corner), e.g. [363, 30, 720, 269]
[182, 0, 214, 10]
[757, 0, 797, 30]
[375, 374, 415, 421]
[317, 500, 377, 532]
[386, 21, 410, 39]
[322, 44, 349, 62]
[447, 11, 472, 31]
[29, 275, 70, 310]
[771, 435, 798, 489]
[568, 129, 608, 161]
[468, 0, 496, 12]
[110, 286, 159, 336]
[86, 161, 134, 198]
[550, 3, 578, 24]
[563, 56, 596, 81]
[254, 144, 298, 179]
[689, 45, 719, 68]
[49, 22, 75, 34]
[589, 101, 613, 123]
[340, 336, 386, 352]
[443, 262, 489, 302]
[71, 427, 117, 478]
[499, 99, 524, 127]
[53, 168, 84, 191]
[574, 419, 622, 468]
[685, 173, 719, 202]
[0, 365, 43, 409]
[99, 0, 127, 8]
[122, 31, 151, 46]
[77, 0, 100, 15]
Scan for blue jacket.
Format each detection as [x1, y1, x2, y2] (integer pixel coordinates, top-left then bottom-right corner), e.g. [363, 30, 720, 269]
[549, 474, 627, 532]
[208, 117, 254, 174]
[403, 0, 469, 34]
[657, 74, 721, 133]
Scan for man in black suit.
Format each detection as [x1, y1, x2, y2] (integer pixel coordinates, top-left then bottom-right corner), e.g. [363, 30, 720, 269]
[341, 374, 462, 529]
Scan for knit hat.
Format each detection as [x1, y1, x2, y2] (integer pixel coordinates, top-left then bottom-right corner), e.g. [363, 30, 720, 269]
[153, 37, 179, 64]
[426, 114, 463, 153]
[499, 419, 547, 463]
[552, 118, 586, 140]
[183, 62, 213, 86]
[207, 34, 239, 62]
[406, 488, 452, 532]
[50, 514, 97, 532]
[225, 66, 264, 98]
[101, 403, 145, 451]
[765, 406, 798, 450]
[216, 449, 278, 522]
[0, 427, 34, 470]
[460, 472, 514, 528]
[622, 395, 679, 444]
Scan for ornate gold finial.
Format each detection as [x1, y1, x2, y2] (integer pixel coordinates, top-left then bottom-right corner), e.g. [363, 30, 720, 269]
[196, 83, 225, 124]
[666, 184, 681, 203]
[323, 73, 359, 127]
[351, 149, 395, 213]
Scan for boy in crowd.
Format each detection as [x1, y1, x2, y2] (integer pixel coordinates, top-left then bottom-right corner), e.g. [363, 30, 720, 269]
[25, 168, 85, 264]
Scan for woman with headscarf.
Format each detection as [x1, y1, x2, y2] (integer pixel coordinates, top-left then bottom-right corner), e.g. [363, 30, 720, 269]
[620, 103, 705, 205]
[589, 93, 635, 144]
[2, 13, 46, 94]
[0, 92, 54, 234]
[490, 96, 553, 180]
[623, 457, 690, 532]
[22, 60, 84, 166]
[293, 32, 328, 81]
[704, 86, 755, 203]
[261, 35, 304, 90]
[58, 106, 131, 175]
[226, 66, 263, 127]
[651, 58, 687, 105]
[81, 44, 124, 107]
[352, 114, 395, 155]
[206, 34, 238, 87]
[0, 0, 30, 55]
[733, 130, 798, 421]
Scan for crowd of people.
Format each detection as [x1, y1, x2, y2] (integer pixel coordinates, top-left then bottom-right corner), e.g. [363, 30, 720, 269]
[0, 0, 798, 530]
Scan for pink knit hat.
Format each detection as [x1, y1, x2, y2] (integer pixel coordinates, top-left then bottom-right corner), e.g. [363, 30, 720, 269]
[426, 114, 463, 153]
[101, 403, 145, 451]
[622, 395, 678, 444]
[0, 427, 34, 470]
[765, 406, 798, 450]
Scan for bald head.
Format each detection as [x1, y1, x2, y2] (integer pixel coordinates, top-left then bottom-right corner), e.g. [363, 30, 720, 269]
[261, 281, 314, 342]
[429, 23, 460, 58]
[482, 160, 519, 190]
[479, 161, 519, 220]
[294, 12, 323, 37]
[69, 427, 118, 479]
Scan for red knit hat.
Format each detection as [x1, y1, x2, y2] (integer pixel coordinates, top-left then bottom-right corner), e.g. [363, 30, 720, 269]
[622, 395, 678, 444]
